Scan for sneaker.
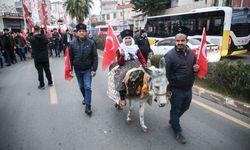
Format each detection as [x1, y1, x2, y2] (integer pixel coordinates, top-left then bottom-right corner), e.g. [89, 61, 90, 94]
[175, 132, 186, 144]
[38, 85, 45, 89]
[85, 105, 92, 115]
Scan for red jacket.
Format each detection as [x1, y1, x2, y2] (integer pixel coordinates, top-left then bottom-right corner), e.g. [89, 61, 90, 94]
[117, 49, 147, 67]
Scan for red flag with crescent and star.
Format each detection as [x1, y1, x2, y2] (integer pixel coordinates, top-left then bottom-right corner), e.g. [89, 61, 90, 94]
[23, 3, 33, 32]
[102, 25, 120, 70]
[197, 27, 208, 80]
[41, 4, 47, 32]
[64, 47, 73, 80]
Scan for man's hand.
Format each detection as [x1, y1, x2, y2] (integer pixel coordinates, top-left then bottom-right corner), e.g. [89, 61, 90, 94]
[120, 49, 125, 56]
[91, 71, 96, 77]
[70, 71, 74, 77]
[193, 64, 199, 72]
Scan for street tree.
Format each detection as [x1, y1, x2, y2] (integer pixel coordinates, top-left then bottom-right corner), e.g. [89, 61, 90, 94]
[64, 0, 93, 23]
[131, 0, 170, 16]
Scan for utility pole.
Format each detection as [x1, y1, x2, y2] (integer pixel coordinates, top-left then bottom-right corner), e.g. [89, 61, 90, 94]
[122, 0, 125, 30]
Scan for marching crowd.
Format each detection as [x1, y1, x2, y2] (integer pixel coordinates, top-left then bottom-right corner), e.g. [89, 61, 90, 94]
[0, 27, 77, 68]
[1, 23, 200, 144]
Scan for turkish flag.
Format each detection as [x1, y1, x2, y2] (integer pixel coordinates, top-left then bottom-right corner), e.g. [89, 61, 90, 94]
[197, 28, 208, 80]
[41, 4, 47, 32]
[23, 3, 33, 32]
[102, 25, 120, 70]
[64, 47, 73, 80]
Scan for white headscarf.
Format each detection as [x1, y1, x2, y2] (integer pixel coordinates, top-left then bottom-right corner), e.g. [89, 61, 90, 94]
[120, 37, 139, 61]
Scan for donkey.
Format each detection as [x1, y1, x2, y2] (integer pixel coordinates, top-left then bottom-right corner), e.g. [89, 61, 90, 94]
[107, 58, 170, 132]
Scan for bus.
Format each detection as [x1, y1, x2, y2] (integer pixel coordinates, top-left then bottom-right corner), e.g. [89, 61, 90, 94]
[144, 7, 250, 57]
[94, 25, 121, 36]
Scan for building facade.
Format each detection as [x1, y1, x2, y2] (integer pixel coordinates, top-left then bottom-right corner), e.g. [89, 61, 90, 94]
[0, 0, 25, 32]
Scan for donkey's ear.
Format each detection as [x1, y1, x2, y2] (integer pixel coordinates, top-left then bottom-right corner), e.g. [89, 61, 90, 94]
[143, 67, 153, 76]
[159, 57, 166, 69]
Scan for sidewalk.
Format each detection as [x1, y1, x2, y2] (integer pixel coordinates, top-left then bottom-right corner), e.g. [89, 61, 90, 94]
[98, 49, 250, 118]
[192, 85, 250, 118]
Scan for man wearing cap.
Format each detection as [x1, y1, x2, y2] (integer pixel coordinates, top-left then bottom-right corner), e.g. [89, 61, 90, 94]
[164, 33, 199, 144]
[69, 23, 98, 115]
[135, 30, 152, 62]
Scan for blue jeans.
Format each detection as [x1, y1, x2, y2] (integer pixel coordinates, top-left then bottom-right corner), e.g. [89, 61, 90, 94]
[75, 69, 92, 106]
[169, 87, 192, 133]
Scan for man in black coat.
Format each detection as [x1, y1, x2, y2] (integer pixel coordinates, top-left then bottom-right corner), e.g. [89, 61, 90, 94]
[62, 29, 72, 55]
[164, 33, 199, 144]
[135, 30, 152, 61]
[27, 26, 53, 89]
[2, 28, 16, 66]
[69, 23, 98, 115]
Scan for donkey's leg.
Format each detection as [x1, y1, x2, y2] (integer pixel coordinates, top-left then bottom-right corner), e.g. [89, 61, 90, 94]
[126, 99, 133, 123]
[139, 101, 148, 132]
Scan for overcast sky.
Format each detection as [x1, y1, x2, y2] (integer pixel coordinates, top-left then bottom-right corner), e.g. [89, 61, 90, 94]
[50, 0, 101, 15]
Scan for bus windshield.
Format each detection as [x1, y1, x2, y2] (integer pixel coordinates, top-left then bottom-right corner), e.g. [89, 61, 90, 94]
[231, 8, 250, 37]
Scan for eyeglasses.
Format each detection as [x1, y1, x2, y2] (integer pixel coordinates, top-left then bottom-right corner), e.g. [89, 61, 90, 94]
[125, 37, 131, 39]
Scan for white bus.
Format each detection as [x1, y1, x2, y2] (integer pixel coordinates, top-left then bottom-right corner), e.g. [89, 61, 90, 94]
[144, 7, 250, 57]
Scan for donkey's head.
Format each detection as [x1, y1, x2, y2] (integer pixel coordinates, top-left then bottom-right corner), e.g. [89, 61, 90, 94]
[143, 58, 169, 107]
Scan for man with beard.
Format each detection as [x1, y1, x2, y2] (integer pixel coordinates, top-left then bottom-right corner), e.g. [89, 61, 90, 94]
[164, 33, 199, 144]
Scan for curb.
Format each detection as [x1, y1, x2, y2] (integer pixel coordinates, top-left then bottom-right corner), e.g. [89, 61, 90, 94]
[192, 85, 250, 118]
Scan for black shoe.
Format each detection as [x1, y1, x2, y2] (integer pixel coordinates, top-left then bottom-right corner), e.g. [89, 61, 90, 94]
[48, 81, 53, 86]
[175, 132, 186, 144]
[38, 85, 45, 89]
[169, 120, 172, 125]
[85, 105, 92, 115]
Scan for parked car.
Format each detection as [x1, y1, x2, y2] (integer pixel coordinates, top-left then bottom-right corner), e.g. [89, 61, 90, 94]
[150, 37, 221, 62]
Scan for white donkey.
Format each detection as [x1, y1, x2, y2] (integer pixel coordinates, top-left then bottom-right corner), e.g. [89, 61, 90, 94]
[107, 58, 170, 132]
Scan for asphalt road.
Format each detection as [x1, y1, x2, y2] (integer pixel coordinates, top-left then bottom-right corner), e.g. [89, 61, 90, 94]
[0, 55, 249, 150]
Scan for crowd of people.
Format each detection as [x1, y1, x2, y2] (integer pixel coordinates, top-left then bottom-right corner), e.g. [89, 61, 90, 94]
[1, 23, 200, 144]
[0, 28, 29, 68]
[0, 27, 78, 69]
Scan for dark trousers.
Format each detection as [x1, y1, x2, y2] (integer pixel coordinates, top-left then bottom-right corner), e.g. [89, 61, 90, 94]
[34, 61, 53, 86]
[119, 90, 126, 100]
[169, 87, 192, 133]
[3, 49, 11, 65]
[54, 40, 60, 56]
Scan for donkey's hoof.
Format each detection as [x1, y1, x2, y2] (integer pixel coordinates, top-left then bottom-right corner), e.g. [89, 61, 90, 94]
[141, 126, 148, 133]
[114, 103, 122, 110]
[127, 118, 132, 124]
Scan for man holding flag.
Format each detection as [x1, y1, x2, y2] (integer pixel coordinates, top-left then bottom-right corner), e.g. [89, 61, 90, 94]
[164, 33, 201, 144]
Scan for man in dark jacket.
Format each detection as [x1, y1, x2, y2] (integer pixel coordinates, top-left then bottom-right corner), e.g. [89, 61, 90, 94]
[52, 28, 60, 57]
[2, 28, 16, 66]
[27, 26, 53, 89]
[15, 31, 26, 61]
[62, 29, 72, 55]
[69, 23, 98, 115]
[135, 30, 152, 61]
[164, 33, 199, 144]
